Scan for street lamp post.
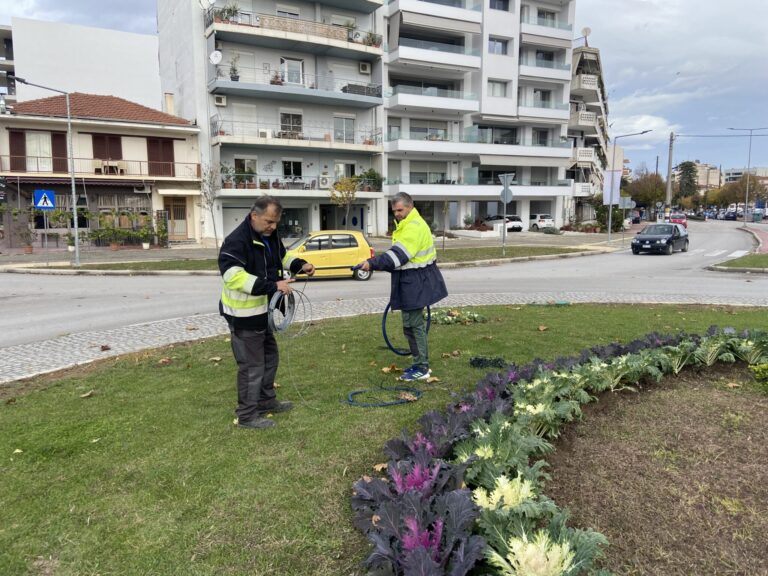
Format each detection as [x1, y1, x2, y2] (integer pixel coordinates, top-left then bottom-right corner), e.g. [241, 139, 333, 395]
[607, 130, 652, 242]
[727, 127, 768, 228]
[8, 75, 80, 267]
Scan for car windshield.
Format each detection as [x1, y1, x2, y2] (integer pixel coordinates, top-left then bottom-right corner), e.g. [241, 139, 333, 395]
[286, 234, 311, 250]
[642, 224, 673, 235]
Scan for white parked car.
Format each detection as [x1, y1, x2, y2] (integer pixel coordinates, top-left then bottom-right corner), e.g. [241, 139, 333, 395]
[529, 213, 555, 231]
[484, 214, 524, 232]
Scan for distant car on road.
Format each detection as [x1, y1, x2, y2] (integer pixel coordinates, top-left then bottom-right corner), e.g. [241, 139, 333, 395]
[631, 223, 689, 255]
[669, 212, 688, 228]
[286, 230, 374, 280]
[724, 211, 738, 221]
[484, 214, 524, 232]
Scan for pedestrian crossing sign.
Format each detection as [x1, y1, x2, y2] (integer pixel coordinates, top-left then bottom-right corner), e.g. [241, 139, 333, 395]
[34, 189, 56, 210]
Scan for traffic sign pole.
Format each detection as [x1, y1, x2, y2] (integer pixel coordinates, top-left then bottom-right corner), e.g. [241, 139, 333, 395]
[499, 173, 514, 257]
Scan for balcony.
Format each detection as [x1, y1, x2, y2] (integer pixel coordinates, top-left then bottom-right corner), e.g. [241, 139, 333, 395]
[520, 14, 573, 43]
[385, 85, 479, 113]
[210, 66, 382, 108]
[518, 98, 570, 121]
[571, 74, 599, 98]
[383, 175, 572, 199]
[0, 155, 201, 181]
[570, 110, 598, 134]
[386, 37, 481, 70]
[572, 182, 595, 197]
[205, 10, 383, 60]
[519, 56, 571, 81]
[211, 118, 382, 152]
[386, 0, 482, 23]
[220, 172, 381, 192]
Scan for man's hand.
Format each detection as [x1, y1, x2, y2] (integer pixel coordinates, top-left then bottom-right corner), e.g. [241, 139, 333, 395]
[276, 279, 294, 294]
[354, 260, 371, 272]
[301, 263, 315, 276]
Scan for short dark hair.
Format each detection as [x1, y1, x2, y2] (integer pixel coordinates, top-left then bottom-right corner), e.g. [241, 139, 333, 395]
[391, 192, 413, 207]
[251, 195, 283, 215]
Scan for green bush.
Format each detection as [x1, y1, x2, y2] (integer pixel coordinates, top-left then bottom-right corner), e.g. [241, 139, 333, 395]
[749, 363, 768, 393]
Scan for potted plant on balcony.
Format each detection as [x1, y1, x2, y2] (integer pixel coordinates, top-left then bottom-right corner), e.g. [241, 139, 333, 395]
[270, 71, 284, 85]
[229, 54, 240, 81]
[244, 168, 257, 188]
[137, 224, 154, 249]
[220, 162, 234, 188]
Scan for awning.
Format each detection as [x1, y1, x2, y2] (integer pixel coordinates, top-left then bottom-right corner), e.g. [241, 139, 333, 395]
[478, 155, 572, 168]
[4, 176, 153, 187]
[401, 11, 481, 34]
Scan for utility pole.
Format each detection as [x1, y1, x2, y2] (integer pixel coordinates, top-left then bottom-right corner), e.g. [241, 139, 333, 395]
[655, 155, 659, 176]
[665, 132, 675, 218]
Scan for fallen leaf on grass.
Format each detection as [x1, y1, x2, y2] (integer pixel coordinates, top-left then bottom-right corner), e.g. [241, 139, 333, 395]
[482, 335, 494, 340]
[398, 392, 418, 402]
[158, 357, 173, 365]
[100, 344, 111, 351]
[185, 326, 199, 331]
[537, 325, 548, 332]
[90, 438, 101, 443]
[373, 463, 388, 472]
[274, 383, 281, 388]
[13, 448, 23, 454]
[342, 344, 346, 353]
[369, 360, 377, 367]
[451, 350, 461, 357]
[208, 356, 222, 363]
[381, 364, 402, 374]
[425, 376, 441, 383]
[79, 390, 95, 399]
[5, 398, 16, 405]
[726, 382, 741, 389]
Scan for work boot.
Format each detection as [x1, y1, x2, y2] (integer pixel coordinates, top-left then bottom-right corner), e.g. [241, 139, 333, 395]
[258, 400, 294, 414]
[238, 417, 276, 429]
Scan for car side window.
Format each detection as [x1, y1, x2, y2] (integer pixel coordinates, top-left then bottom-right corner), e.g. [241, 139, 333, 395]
[305, 236, 330, 251]
[330, 234, 358, 249]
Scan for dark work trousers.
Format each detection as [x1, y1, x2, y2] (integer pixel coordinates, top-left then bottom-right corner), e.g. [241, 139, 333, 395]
[401, 308, 428, 368]
[229, 326, 279, 423]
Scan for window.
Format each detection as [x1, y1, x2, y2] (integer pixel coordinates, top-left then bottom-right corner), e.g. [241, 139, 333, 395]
[533, 88, 552, 107]
[487, 80, 507, 97]
[488, 38, 508, 55]
[331, 234, 358, 249]
[305, 235, 330, 251]
[535, 50, 555, 67]
[234, 157, 257, 183]
[537, 9, 556, 26]
[280, 57, 303, 84]
[533, 129, 550, 146]
[478, 126, 517, 145]
[411, 120, 447, 141]
[335, 162, 356, 179]
[92, 134, 123, 160]
[282, 160, 302, 178]
[490, 0, 509, 10]
[330, 14, 355, 27]
[280, 112, 303, 135]
[276, 5, 299, 18]
[334, 117, 355, 144]
[26, 132, 52, 172]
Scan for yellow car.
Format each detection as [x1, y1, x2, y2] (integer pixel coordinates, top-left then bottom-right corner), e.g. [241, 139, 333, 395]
[286, 230, 374, 280]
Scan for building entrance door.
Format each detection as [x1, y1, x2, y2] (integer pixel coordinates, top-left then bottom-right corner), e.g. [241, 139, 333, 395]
[164, 197, 188, 240]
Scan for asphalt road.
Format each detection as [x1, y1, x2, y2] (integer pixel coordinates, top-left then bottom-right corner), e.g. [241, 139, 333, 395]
[0, 220, 764, 349]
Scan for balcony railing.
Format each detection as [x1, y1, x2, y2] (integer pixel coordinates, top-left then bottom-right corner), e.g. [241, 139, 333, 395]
[518, 98, 569, 110]
[385, 175, 571, 186]
[385, 130, 571, 148]
[211, 117, 382, 146]
[519, 56, 571, 71]
[386, 0, 482, 10]
[387, 85, 478, 100]
[222, 172, 381, 192]
[205, 9, 382, 48]
[520, 15, 573, 30]
[214, 65, 382, 97]
[395, 37, 479, 56]
[0, 155, 201, 178]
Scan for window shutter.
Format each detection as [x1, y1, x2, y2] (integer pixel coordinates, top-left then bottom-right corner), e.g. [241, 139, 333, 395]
[52, 133, 68, 172]
[9, 130, 26, 172]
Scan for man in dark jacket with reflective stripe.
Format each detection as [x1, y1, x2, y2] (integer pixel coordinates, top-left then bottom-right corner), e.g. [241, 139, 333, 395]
[219, 196, 314, 429]
[357, 192, 447, 381]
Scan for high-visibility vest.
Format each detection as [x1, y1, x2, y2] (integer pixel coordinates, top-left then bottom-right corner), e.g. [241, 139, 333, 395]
[390, 208, 436, 270]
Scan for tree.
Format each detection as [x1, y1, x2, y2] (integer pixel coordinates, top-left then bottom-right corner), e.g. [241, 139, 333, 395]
[330, 177, 357, 229]
[199, 164, 221, 247]
[627, 167, 666, 209]
[675, 161, 698, 202]
[589, 194, 624, 232]
[723, 174, 767, 209]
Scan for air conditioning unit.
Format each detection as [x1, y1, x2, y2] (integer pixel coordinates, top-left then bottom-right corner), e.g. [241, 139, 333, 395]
[318, 175, 332, 189]
[214, 94, 227, 107]
[359, 61, 371, 75]
[257, 128, 272, 138]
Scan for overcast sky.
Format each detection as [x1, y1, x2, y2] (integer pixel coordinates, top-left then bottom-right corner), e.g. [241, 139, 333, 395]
[1, 0, 766, 175]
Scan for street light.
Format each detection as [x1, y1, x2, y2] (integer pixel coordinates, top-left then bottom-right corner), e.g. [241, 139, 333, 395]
[607, 129, 652, 242]
[8, 74, 80, 267]
[727, 127, 768, 228]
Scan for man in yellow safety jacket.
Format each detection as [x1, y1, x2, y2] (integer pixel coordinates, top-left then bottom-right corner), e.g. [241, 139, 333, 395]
[357, 192, 447, 381]
[219, 196, 314, 429]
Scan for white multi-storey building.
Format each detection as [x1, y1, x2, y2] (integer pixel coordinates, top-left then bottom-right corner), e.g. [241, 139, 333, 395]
[158, 0, 386, 241]
[382, 0, 576, 231]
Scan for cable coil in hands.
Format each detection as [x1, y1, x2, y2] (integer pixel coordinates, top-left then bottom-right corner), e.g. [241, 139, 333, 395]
[268, 282, 312, 337]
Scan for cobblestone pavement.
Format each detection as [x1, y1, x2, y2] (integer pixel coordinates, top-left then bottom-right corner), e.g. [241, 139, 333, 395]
[3, 289, 768, 385]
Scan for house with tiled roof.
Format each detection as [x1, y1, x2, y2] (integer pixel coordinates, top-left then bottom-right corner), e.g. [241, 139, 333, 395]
[0, 93, 201, 250]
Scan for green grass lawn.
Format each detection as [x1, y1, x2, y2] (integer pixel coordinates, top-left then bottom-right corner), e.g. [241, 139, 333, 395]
[57, 246, 585, 271]
[719, 253, 768, 269]
[2, 304, 767, 575]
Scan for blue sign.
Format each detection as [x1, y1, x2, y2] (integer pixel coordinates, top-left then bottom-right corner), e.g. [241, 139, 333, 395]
[34, 189, 56, 211]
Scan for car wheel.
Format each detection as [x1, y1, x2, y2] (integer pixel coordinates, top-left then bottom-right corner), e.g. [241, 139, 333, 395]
[632, 247, 639, 255]
[353, 268, 372, 281]
[665, 243, 673, 255]
[531, 224, 539, 231]
[682, 239, 689, 252]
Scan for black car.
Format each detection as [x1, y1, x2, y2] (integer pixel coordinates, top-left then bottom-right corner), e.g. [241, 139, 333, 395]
[723, 211, 738, 221]
[631, 223, 689, 255]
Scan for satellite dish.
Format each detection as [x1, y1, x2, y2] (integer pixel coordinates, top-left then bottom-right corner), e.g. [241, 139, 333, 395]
[581, 27, 591, 38]
[209, 50, 223, 65]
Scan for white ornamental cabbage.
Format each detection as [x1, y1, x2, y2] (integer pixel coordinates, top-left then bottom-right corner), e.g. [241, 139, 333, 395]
[486, 530, 574, 576]
[473, 474, 536, 511]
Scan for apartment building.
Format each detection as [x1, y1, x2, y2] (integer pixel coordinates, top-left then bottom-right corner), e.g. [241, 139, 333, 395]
[0, 94, 201, 250]
[672, 160, 721, 194]
[566, 44, 608, 222]
[382, 0, 576, 231]
[0, 25, 14, 109]
[724, 166, 768, 186]
[158, 0, 385, 241]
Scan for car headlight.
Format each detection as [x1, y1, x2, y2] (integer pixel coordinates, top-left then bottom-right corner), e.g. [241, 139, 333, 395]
[656, 239, 666, 244]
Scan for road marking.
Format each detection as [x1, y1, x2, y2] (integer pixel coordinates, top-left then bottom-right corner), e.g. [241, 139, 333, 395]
[708, 250, 727, 257]
[727, 250, 749, 258]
